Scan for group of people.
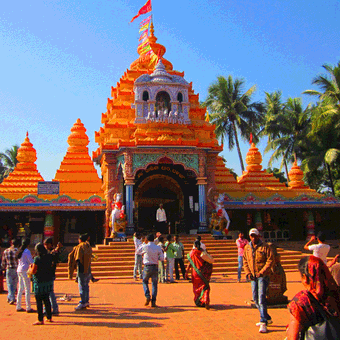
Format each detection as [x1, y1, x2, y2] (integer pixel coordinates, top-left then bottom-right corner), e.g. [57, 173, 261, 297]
[1, 237, 61, 325]
[134, 232, 212, 309]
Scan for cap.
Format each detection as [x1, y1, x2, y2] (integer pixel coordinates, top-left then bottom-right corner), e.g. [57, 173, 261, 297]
[249, 228, 260, 236]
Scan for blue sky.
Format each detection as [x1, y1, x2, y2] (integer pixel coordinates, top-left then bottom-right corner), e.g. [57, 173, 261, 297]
[1, 0, 339, 180]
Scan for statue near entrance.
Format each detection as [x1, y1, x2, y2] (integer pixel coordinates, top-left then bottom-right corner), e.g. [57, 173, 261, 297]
[110, 193, 127, 238]
[208, 193, 231, 237]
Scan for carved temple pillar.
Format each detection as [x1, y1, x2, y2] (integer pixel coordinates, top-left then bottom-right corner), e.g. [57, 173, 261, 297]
[197, 151, 208, 233]
[123, 151, 135, 235]
[102, 154, 117, 237]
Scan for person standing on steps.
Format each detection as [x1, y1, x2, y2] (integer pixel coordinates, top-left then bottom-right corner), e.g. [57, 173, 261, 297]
[304, 231, 330, 265]
[243, 228, 274, 334]
[173, 235, 186, 280]
[136, 233, 164, 307]
[156, 204, 167, 234]
[236, 233, 248, 283]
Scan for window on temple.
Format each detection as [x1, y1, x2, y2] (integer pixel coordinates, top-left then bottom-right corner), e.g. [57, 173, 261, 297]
[177, 92, 183, 113]
[143, 91, 149, 101]
[155, 91, 171, 114]
[142, 91, 149, 117]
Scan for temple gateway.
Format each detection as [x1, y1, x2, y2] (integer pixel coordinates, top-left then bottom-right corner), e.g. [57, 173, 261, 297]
[1, 24, 340, 244]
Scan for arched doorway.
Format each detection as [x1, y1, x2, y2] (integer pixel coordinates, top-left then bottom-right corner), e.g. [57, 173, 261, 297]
[134, 174, 184, 232]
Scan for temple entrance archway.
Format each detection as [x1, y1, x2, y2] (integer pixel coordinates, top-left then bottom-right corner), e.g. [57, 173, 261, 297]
[133, 163, 198, 233]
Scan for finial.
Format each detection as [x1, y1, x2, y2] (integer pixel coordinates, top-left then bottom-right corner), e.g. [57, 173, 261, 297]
[150, 22, 154, 36]
[26, 131, 29, 137]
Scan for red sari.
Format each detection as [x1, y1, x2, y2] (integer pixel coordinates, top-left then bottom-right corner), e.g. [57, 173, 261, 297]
[187, 249, 213, 307]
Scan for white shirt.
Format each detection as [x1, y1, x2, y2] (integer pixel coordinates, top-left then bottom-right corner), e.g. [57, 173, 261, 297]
[17, 248, 33, 273]
[136, 242, 164, 265]
[133, 236, 142, 252]
[308, 243, 331, 264]
[156, 208, 167, 222]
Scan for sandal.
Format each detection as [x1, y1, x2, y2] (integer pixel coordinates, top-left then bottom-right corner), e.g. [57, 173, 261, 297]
[33, 321, 44, 326]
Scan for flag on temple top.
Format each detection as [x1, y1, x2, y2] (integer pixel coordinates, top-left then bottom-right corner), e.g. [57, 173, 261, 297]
[139, 30, 148, 41]
[205, 111, 210, 122]
[140, 15, 152, 26]
[139, 22, 150, 32]
[130, 0, 152, 23]
[249, 133, 253, 144]
[139, 39, 149, 48]
[140, 44, 151, 54]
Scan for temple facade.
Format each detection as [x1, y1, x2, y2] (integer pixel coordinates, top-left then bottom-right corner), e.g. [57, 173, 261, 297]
[1, 24, 340, 244]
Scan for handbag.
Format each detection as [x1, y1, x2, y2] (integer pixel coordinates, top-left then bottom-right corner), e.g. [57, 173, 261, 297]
[200, 250, 214, 264]
[303, 293, 340, 340]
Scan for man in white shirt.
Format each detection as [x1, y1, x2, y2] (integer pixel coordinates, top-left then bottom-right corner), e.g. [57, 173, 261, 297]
[136, 234, 164, 307]
[156, 204, 167, 234]
[304, 231, 330, 264]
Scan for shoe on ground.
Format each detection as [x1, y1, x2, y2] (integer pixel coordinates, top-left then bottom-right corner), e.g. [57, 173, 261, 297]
[145, 297, 151, 306]
[259, 323, 268, 333]
[75, 303, 86, 310]
[46, 319, 53, 323]
[26, 309, 35, 313]
[16, 308, 25, 312]
[52, 311, 59, 316]
[256, 320, 272, 326]
[9, 300, 15, 305]
[91, 278, 100, 283]
[170, 280, 177, 283]
[84, 302, 90, 307]
[151, 301, 157, 308]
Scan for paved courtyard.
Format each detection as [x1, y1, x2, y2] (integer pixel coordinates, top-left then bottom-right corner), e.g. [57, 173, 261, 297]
[0, 272, 303, 340]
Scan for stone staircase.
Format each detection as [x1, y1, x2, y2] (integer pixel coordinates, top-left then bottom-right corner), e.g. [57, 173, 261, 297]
[55, 235, 303, 280]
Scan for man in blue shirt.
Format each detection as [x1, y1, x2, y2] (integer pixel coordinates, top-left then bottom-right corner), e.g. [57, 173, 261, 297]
[136, 233, 164, 307]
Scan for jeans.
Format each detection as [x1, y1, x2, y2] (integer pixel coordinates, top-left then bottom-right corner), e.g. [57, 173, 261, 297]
[134, 254, 143, 279]
[6, 268, 18, 302]
[158, 261, 165, 282]
[49, 280, 59, 313]
[142, 264, 158, 302]
[251, 276, 271, 324]
[237, 256, 243, 281]
[166, 258, 175, 282]
[17, 271, 31, 310]
[78, 272, 91, 305]
[36, 293, 52, 322]
[175, 258, 186, 280]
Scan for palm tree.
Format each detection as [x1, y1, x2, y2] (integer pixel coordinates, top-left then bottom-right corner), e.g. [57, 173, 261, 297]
[264, 98, 312, 177]
[0, 144, 19, 178]
[303, 61, 340, 106]
[204, 75, 264, 172]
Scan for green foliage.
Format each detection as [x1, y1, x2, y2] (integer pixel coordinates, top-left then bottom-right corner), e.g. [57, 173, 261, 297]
[0, 145, 19, 182]
[266, 167, 288, 185]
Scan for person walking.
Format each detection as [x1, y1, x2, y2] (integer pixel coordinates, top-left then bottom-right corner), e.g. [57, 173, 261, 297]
[43, 238, 62, 315]
[156, 204, 167, 234]
[68, 234, 92, 310]
[30, 242, 54, 325]
[243, 228, 274, 334]
[236, 233, 248, 283]
[185, 240, 213, 309]
[192, 235, 207, 251]
[136, 233, 164, 307]
[1, 238, 20, 304]
[164, 234, 176, 283]
[133, 232, 143, 280]
[157, 236, 166, 283]
[16, 238, 34, 313]
[304, 231, 330, 265]
[173, 235, 186, 280]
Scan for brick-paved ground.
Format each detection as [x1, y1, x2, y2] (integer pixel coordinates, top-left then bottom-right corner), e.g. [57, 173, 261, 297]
[0, 272, 304, 340]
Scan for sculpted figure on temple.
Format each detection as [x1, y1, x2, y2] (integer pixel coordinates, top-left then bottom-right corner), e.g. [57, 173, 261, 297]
[110, 193, 127, 237]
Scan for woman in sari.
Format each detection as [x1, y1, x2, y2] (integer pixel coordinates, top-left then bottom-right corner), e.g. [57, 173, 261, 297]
[287, 255, 340, 339]
[185, 240, 213, 309]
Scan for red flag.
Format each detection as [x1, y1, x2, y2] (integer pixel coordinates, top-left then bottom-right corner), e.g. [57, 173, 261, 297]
[249, 133, 253, 144]
[130, 0, 152, 23]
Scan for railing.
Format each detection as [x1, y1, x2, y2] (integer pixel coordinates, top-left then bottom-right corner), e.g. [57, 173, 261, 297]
[263, 229, 290, 242]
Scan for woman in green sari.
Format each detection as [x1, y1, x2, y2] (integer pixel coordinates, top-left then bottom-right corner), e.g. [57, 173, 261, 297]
[185, 240, 213, 309]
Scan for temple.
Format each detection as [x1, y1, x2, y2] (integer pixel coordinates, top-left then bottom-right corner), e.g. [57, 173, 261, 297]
[1, 24, 339, 244]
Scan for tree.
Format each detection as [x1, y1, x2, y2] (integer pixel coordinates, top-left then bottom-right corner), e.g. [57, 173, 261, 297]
[266, 167, 288, 185]
[263, 97, 311, 180]
[204, 75, 264, 172]
[0, 145, 19, 180]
